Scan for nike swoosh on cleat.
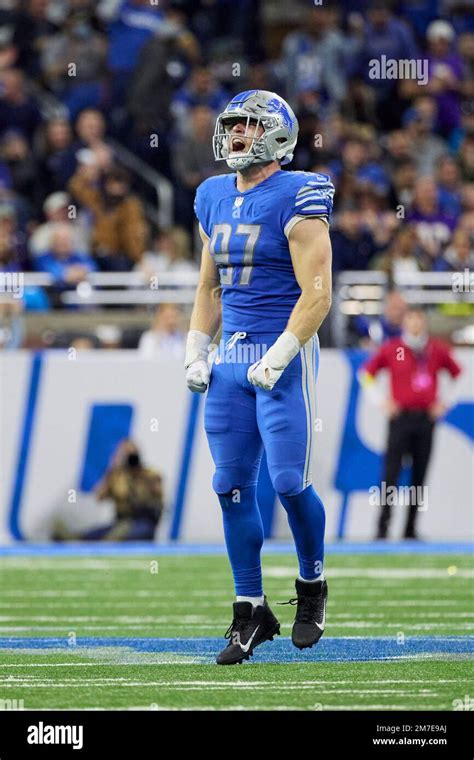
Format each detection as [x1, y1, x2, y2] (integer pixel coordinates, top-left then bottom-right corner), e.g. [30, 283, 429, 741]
[239, 625, 260, 653]
[315, 605, 326, 631]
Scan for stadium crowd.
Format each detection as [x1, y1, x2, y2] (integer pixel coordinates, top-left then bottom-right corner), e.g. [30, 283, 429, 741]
[0, 0, 473, 349]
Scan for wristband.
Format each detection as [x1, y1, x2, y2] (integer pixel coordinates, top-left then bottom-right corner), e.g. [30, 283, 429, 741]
[185, 330, 212, 369]
[265, 331, 301, 370]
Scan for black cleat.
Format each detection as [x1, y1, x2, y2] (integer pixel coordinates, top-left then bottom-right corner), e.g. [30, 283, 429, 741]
[403, 530, 422, 541]
[284, 578, 328, 650]
[216, 597, 280, 665]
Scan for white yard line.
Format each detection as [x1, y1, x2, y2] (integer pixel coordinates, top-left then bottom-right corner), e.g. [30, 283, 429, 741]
[265, 567, 474, 579]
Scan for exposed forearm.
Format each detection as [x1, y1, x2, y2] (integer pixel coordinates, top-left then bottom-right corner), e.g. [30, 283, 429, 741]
[189, 283, 222, 340]
[249, 288, 331, 390]
[185, 233, 221, 388]
[286, 288, 332, 345]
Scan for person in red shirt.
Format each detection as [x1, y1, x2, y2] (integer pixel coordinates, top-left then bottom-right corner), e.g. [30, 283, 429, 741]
[360, 306, 462, 540]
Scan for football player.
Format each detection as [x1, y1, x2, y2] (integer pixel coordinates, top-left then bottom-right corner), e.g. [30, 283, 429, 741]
[185, 90, 334, 664]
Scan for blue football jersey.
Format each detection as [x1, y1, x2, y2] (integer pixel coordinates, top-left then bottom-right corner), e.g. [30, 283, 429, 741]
[194, 169, 335, 333]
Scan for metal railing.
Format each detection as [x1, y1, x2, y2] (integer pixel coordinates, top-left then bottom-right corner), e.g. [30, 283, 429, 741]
[108, 139, 174, 229]
[333, 270, 474, 346]
[13, 271, 199, 306]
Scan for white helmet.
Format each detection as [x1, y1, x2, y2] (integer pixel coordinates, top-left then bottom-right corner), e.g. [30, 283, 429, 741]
[213, 90, 299, 171]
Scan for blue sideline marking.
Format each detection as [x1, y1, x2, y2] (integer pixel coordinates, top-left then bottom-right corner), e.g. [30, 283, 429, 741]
[8, 353, 43, 540]
[169, 392, 201, 540]
[0, 541, 472, 557]
[79, 404, 133, 492]
[1, 636, 472, 664]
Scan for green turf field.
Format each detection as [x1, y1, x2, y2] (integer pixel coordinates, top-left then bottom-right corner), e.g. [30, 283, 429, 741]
[0, 550, 472, 710]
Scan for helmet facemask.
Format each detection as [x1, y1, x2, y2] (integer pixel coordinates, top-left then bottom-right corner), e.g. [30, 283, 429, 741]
[213, 114, 269, 171]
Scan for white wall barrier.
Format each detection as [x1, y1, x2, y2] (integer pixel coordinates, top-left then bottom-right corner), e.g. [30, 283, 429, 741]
[0, 349, 472, 543]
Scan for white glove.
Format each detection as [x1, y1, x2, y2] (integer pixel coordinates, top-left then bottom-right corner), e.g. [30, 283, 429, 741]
[186, 360, 210, 393]
[247, 331, 301, 391]
[185, 330, 212, 393]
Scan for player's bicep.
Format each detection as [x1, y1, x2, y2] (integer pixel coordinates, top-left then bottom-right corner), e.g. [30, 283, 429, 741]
[288, 217, 332, 297]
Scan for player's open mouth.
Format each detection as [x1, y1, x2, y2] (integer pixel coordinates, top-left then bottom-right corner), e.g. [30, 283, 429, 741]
[230, 137, 247, 152]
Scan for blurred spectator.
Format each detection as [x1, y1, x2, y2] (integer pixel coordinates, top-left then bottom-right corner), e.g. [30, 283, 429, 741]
[69, 163, 146, 269]
[433, 228, 474, 271]
[425, 20, 464, 138]
[138, 303, 185, 359]
[171, 66, 228, 130]
[106, 0, 164, 108]
[408, 176, 457, 260]
[403, 96, 448, 175]
[292, 93, 325, 170]
[461, 181, 474, 214]
[29, 191, 87, 256]
[127, 19, 199, 138]
[73, 108, 114, 172]
[361, 307, 462, 539]
[331, 208, 378, 271]
[0, 128, 37, 205]
[0, 300, 24, 349]
[352, 291, 408, 348]
[12, 0, 59, 77]
[0, 224, 48, 311]
[458, 207, 474, 239]
[125, 16, 200, 175]
[0, 203, 27, 266]
[437, 155, 463, 218]
[330, 134, 390, 208]
[0, 24, 19, 74]
[458, 133, 474, 181]
[0, 154, 12, 195]
[54, 440, 164, 541]
[96, 324, 123, 349]
[281, 5, 348, 105]
[184, 0, 264, 61]
[0, 68, 41, 141]
[70, 335, 95, 351]
[137, 226, 198, 280]
[388, 157, 417, 210]
[458, 31, 474, 104]
[33, 221, 96, 291]
[41, 7, 107, 118]
[370, 225, 424, 277]
[0, 226, 19, 272]
[383, 129, 412, 176]
[172, 104, 227, 231]
[364, 210, 399, 251]
[352, 0, 418, 129]
[35, 117, 76, 203]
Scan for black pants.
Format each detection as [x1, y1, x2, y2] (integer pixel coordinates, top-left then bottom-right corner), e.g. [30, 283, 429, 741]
[378, 410, 435, 537]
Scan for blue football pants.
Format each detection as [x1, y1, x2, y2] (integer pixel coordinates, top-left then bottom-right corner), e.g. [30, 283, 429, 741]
[204, 331, 326, 596]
